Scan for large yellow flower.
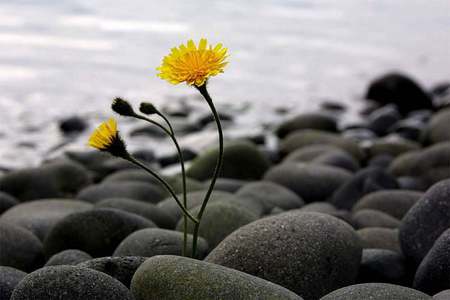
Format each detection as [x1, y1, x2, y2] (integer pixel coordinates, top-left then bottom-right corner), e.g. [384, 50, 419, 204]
[88, 118, 127, 157]
[157, 38, 228, 87]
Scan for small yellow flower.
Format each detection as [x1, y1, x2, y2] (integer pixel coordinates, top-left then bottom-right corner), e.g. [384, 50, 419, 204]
[157, 38, 228, 87]
[88, 118, 128, 157]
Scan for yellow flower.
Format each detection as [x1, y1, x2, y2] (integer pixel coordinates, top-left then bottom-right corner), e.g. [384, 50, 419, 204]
[88, 118, 128, 157]
[157, 38, 228, 87]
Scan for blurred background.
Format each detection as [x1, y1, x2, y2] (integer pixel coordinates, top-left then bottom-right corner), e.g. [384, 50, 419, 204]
[0, 0, 449, 169]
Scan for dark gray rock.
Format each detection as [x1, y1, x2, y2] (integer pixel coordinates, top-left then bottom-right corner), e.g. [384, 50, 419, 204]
[102, 169, 161, 185]
[352, 209, 401, 229]
[10, 265, 133, 300]
[367, 105, 402, 136]
[44, 208, 155, 257]
[389, 142, 450, 186]
[131, 149, 156, 164]
[77, 181, 165, 204]
[400, 179, 450, 265]
[176, 201, 258, 249]
[357, 227, 401, 253]
[365, 72, 433, 115]
[426, 108, 450, 143]
[279, 129, 364, 161]
[311, 149, 360, 172]
[299, 202, 338, 214]
[95, 198, 176, 229]
[353, 190, 423, 219]
[413, 228, 450, 294]
[186, 140, 271, 181]
[59, 116, 87, 135]
[0, 161, 91, 201]
[45, 249, 92, 266]
[236, 181, 305, 213]
[331, 167, 398, 210]
[113, 228, 209, 259]
[211, 178, 247, 193]
[158, 148, 197, 167]
[343, 128, 377, 141]
[368, 136, 421, 158]
[131, 255, 303, 300]
[320, 283, 430, 300]
[0, 223, 44, 272]
[276, 113, 337, 138]
[0, 192, 17, 215]
[434, 290, 450, 300]
[130, 125, 167, 138]
[0, 266, 27, 300]
[264, 163, 352, 203]
[397, 176, 428, 191]
[78, 256, 147, 288]
[358, 249, 407, 284]
[283, 144, 346, 162]
[389, 118, 424, 141]
[206, 212, 362, 300]
[0, 199, 93, 241]
[368, 154, 394, 169]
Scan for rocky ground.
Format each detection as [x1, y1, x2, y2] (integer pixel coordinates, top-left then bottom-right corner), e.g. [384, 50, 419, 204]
[0, 72, 450, 299]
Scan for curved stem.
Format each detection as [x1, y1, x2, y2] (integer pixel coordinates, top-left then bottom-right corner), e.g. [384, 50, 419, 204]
[156, 111, 189, 257]
[191, 84, 224, 258]
[136, 112, 189, 256]
[125, 155, 198, 224]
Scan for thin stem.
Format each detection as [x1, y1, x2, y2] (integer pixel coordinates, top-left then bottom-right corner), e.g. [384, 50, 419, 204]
[156, 111, 189, 257]
[125, 155, 198, 224]
[191, 84, 224, 258]
[136, 112, 189, 256]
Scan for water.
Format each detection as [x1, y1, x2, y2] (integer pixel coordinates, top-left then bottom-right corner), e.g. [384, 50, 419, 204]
[0, 0, 449, 169]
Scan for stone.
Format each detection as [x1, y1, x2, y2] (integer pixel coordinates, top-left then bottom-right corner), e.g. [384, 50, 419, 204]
[211, 178, 247, 193]
[10, 265, 133, 300]
[426, 108, 450, 143]
[400, 179, 450, 265]
[0, 161, 91, 201]
[434, 290, 450, 300]
[113, 228, 209, 259]
[59, 116, 87, 135]
[0, 191, 17, 214]
[95, 198, 176, 229]
[158, 148, 197, 167]
[358, 249, 407, 284]
[352, 190, 423, 219]
[368, 136, 421, 158]
[389, 118, 424, 141]
[320, 283, 430, 300]
[357, 227, 401, 253]
[397, 176, 428, 191]
[236, 181, 305, 213]
[365, 72, 433, 115]
[413, 228, 450, 294]
[311, 150, 360, 172]
[0, 199, 93, 240]
[131, 255, 302, 300]
[44, 208, 155, 257]
[352, 209, 401, 229]
[131, 149, 156, 164]
[77, 181, 165, 204]
[78, 256, 147, 288]
[102, 169, 161, 185]
[0, 223, 44, 272]
[129, 125, 167, 138]
[0, 266, 27, 300]
[367, 105, 402, 136]
[176, 201, 258, 249]
[186, 140, 271, 181]
[276, 113, 337, 138]
[283, 144, 346, 162]
[368, 154, 394, 169]
[165, 176, 204, 194]
[264, 163, 352, 203]
[206, 212, 362, 300]
[394, 142, 450, 186]
[279, 129, 364, 161]
[45, 249, 92, 266]
[331, 167, 398, 210]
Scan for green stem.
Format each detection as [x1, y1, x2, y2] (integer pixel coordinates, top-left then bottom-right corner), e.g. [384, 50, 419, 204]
[135, 113, 189, 256]
[191, 84, 224, 258]
[155, 111, 189, 257]
[126, 155, 198, 224]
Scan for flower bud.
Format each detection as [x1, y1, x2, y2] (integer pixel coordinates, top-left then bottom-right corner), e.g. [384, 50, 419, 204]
[112, 98, 136, 117]
[139, 102, 158, 115]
